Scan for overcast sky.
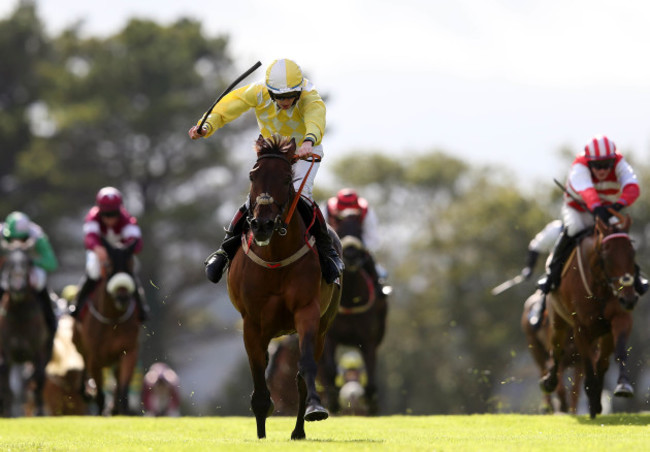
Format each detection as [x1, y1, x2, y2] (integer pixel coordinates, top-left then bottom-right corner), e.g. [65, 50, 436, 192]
[5, 0, 650, 190]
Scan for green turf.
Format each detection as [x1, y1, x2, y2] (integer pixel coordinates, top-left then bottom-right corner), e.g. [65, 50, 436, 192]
[0, 414, 648, 451]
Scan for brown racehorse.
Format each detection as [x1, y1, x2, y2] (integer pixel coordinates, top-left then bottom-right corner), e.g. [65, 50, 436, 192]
[226, 134, 341, 440]
[72, 237, 141, 415]
[44, 315, 87, 415]
[320, 209, 388, 415]
[522, 290, 582, 413]
[541, 214, 638, 418]
[0, 241, 50, 416]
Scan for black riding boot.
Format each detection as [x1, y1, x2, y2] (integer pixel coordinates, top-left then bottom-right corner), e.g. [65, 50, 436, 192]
[37, 289, 57, 356]
[634, 264, 649, 296]
[531, 230, 575, 329]
[521, 249, 540, 280]
[205, 203, 248, 284]
[71, 276, 98, 319]
[297, 197, 344, 285]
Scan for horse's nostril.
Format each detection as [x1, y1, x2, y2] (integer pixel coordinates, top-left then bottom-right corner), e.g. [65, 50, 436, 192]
[264, 219, 275, 230]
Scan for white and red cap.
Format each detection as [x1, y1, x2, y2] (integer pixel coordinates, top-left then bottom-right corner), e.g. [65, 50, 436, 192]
[584, 135, 616, 160]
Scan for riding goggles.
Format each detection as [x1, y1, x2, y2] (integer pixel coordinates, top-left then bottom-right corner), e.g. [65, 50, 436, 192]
[588, 159, 615, 170]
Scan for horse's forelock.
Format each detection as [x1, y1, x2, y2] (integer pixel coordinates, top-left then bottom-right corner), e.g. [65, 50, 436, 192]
[255, 135, 296, 160]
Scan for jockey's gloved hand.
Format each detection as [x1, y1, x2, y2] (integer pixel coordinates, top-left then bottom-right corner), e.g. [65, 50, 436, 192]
[611, 202, 625, 212]
[521, 266, 533, 280]
[593, 205, 611, 222]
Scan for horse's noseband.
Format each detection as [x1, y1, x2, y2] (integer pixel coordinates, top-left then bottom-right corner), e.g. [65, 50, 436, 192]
[248, 154, 293, 243]
[600, 233, 636, 298]
[607, 273, 635, 300]
[249, 192, 288, 237]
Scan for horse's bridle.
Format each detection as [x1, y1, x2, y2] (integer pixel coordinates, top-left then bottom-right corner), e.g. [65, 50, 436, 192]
[248, 154, 295, 237]
[598, 232, 635, 296]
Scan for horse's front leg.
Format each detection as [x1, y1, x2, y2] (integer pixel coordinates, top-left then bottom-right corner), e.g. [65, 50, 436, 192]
[85, 362, 105, 415]
[610, 315, 634, 397]
[32, 357, 47, 416]
[114, 347, 138, 415]
[319, 335, 339, 415]
[540, 317, 568, 394]
[294, 304, 328, 425]
[360, 342, 379, 415]
[0, 359, 12, 417]
[576, 332, 605, 418]
[569, 364, 583, 414]
[242, 319, 273, 439]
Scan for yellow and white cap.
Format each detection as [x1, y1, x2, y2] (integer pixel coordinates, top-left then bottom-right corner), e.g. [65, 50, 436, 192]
[265, 59, 304, 95]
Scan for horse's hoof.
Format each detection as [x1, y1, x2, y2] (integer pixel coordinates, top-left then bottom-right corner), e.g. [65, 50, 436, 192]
[614, 382, 634, 397]
[539, 374, 557, 394]
[85, 379, 98, 398]
[304, 404, 328, 422]
[291, 430, 306, 440]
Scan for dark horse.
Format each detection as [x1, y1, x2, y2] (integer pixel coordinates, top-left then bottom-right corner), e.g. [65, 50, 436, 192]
[541, 214, 638, 418]
[72, 237, 141, 415]
[522, 290, 582, 413]
[226, 135, 341, 440]
[266, 335, 301, 416]
[0, 240, 50, 416]
[320, 209, 388, 415]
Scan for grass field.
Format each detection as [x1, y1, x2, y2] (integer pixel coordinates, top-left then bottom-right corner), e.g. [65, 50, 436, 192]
[0, 414, 648, 451]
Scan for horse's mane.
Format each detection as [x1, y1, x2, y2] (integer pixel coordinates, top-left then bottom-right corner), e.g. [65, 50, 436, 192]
[255, 134, 296, 159]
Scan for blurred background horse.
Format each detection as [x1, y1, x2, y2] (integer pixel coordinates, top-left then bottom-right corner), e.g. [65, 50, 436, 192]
[141, 362, 180, 416]
[72, 237, 141, 415]
[42, 284, 87, 416]
[522, 290, 582, 413]
[320, 208, 388, 415]
[0, 240, 50, 416]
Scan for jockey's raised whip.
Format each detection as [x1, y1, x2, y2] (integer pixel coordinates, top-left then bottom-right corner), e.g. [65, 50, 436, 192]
[197, 61, 262, 132]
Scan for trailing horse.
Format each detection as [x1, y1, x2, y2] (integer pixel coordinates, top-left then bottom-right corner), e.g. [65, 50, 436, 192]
[320, 208, 388, 415]
[0, 240, 50, 416]
[541, 214, 638, 418]
[72, 237, 141, 415]
[226, 135, 341, 439]
[522, 290, 582, 413]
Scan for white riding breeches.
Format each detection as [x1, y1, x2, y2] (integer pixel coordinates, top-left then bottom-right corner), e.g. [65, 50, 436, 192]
[86, 250, 102, 280]
[529, 220, 563, 254]
[30, 267, 47, 291]
[86, 249, 141, 281]
[292, 144, 322, 201]
[562, 203, 628, 237]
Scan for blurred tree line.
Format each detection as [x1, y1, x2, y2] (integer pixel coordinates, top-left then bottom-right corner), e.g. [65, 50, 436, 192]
[2, 1, 649, 415]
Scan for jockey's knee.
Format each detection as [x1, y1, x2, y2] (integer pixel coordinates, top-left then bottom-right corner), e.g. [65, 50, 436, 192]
[86, 250, 102, 280]
[30, 267, 48, 292]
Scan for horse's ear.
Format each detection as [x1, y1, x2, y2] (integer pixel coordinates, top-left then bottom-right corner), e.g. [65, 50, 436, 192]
[287, 138, 297, 160]
[255, 134, 266, 153]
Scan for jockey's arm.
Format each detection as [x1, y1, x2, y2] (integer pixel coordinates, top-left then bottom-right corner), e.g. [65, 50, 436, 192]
[32, 235, 58, 272]
[189, 84, 258, 139]
[296, 139, 314, 158]
[93, 244, 108, 265]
